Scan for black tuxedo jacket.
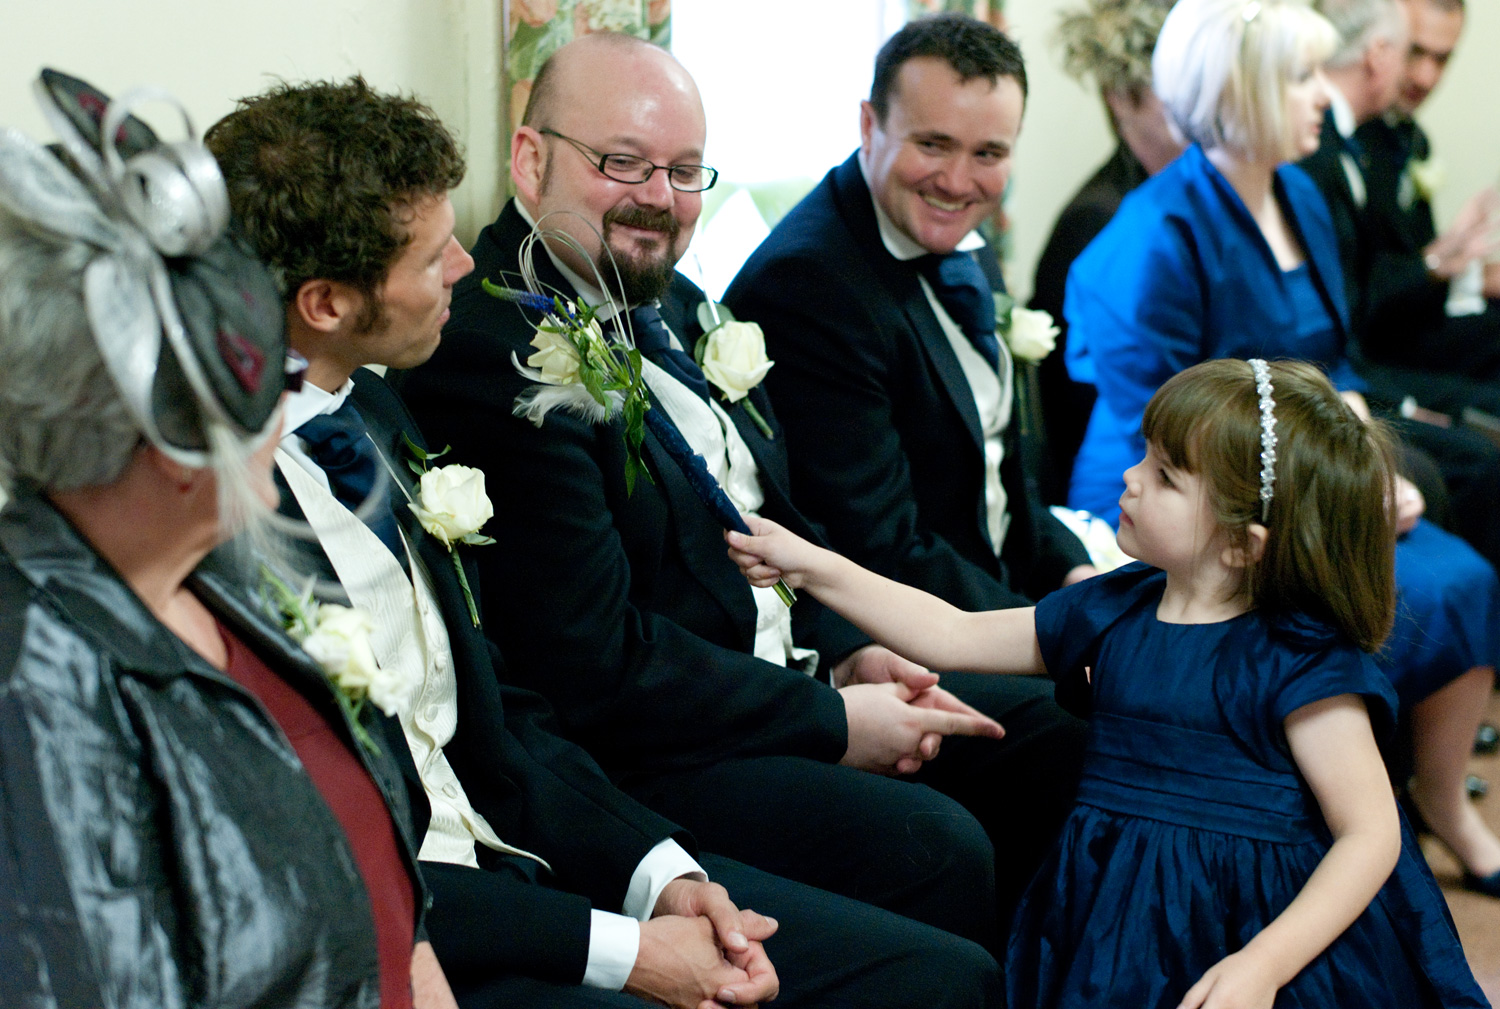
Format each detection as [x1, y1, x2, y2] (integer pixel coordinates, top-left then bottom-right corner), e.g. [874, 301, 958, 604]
[396, 202, 863, 785]
[282, 370, 691, 986]
[1299, 111, 1375, 338]
[1350, 115, 1481, 368]
[723, 153, 1089, 613]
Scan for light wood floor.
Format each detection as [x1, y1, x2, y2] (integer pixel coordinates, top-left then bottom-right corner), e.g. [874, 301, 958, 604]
[1421, 688, 1500, 1002]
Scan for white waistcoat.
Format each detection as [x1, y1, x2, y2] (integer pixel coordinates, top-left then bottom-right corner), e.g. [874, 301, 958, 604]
[277, 449, 548, 871]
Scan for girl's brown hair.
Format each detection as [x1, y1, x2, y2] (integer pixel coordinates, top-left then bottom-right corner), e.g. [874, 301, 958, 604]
[1142, 359, 1397, 651]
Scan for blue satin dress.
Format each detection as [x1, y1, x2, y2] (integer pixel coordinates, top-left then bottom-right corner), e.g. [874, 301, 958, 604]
[1006, 563, 1489, 1009]
[1063, 148, 1499, 709]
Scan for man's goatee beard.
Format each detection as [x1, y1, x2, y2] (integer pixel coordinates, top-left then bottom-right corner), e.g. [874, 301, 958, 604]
[599, 205, 679, 304]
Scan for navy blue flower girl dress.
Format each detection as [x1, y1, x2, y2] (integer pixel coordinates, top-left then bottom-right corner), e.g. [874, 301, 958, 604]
[1006, 563, 1489, 1008]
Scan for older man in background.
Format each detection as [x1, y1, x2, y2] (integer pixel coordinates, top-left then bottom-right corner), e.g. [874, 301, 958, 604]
[1351, 0, 1500, 415]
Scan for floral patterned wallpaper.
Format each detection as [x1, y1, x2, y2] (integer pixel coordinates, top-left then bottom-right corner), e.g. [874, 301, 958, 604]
[906, 0, 1007, 29]
[503, 0, 671, 152]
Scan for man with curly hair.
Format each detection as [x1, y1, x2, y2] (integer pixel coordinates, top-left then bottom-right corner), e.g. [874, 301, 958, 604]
[209, 76, 1000, 1009]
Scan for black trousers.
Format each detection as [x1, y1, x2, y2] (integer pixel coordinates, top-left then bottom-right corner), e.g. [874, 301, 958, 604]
[452, 853, 1002, 1009]
[626, 672, 1086, 955]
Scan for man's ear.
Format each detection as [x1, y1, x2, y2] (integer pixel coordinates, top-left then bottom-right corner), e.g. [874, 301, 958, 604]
[292, 278, 363, 334]
[512, 126, 546, 209]
[1223, 522, 1269, 569]
[858, 101, 878, 153]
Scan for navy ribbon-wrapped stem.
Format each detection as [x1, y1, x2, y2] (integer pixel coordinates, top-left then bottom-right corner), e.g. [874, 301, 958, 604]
[643, 408, 796, 607]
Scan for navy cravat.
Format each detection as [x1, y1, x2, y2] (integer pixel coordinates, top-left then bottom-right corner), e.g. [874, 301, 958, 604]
[1342, 130, 1369, 171]
[625, 304, 712, 402]
[916, 251, 1001, 372]
[297, 401, 404, 557]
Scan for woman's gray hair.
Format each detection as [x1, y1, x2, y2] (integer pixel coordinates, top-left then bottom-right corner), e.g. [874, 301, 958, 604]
[1316, 0, 1406, 69]
[0, 204, 140, 491]
[0, 201, 281, 551]
[1153, 0, 1338, 160]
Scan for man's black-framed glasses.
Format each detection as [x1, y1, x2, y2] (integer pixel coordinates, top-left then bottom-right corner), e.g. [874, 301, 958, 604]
[540, 128, 718, 193]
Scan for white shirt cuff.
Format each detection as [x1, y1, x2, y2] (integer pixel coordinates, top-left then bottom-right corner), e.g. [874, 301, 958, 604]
[623, 839, 707, 921]
[1447, 259, 1486, 317]
[582, 839, 706, 990]
[582, 910, 639, 990]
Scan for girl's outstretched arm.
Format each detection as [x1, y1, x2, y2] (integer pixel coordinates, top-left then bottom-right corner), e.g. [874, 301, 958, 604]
[726, 516, 1045, 675]
[1176, 694, 1400, 1009]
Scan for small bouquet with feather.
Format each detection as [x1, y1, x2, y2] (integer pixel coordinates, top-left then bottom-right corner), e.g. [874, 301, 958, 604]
[481, 217, 653, 494]
[484, 283, 652, 494]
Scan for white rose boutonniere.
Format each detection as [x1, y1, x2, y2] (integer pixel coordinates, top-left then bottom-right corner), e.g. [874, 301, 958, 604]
[410, 464, 494, 548]
[699, 321, 774, 403]
[694, 301, 776, 438]
[403, 436, 496, 627]
[1408, 156, 1445, 204]
[525, 321, 587, 385]
[1005, 307, 1060, 364]
[262, 569, 413, 756]
[993, 292, 1059, 364]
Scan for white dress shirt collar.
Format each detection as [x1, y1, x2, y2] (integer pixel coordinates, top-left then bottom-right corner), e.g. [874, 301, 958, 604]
[1327, 83, 1357, 140]
[284, 376, 354, 435]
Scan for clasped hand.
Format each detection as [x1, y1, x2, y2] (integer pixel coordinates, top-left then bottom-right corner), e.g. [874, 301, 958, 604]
[628, 878, 780, 1009]
[728, 518, 1005, 776]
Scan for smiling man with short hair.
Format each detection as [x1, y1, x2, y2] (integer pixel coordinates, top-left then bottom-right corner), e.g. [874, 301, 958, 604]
[725, 26, 1092, 913]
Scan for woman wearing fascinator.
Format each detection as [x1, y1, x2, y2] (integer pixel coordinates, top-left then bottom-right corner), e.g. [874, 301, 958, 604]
[1062, 0, 1500, 898]
[0, 71, 448, 1007]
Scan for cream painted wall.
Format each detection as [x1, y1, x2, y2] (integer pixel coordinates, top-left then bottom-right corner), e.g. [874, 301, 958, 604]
[0, 0, 506, 246]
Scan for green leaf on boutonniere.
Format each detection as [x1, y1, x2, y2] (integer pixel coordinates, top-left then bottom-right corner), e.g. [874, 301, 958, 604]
[401, 433, 451, 475]
[992, 292, 1017, 335]
[696, 299, 739, 333]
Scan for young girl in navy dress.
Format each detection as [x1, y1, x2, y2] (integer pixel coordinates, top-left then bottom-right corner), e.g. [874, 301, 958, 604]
[728, 359, 1487, 1008]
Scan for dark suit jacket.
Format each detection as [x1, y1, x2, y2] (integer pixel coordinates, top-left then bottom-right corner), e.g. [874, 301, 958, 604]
[283, 371, 692, 986]
[1299, 111, 1375, 343]
[1351, 115, 1500, 372]
[723, 153, 1089, 614]
[396, 202, 863, 785]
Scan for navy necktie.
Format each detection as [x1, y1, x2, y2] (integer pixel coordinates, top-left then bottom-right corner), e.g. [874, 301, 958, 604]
[1341, 130, 1369, 171]
[297, 401, 404, 558]
[916, 251, 1001, 372]
[626, 304, 711, 402]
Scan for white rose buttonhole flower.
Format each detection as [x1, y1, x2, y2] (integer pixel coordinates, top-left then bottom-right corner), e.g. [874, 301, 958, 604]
[261, 568, 414, 756]
[994, 292, 1059, 364]
[403, 435, 497, 627]
[694, 300, 776, 438]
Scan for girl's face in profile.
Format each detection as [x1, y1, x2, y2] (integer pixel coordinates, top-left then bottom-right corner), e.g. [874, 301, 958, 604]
[1117, 443, 1224, 577]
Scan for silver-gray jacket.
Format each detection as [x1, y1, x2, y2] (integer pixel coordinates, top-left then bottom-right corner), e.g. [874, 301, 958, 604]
[0, 486, 424, 1008]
